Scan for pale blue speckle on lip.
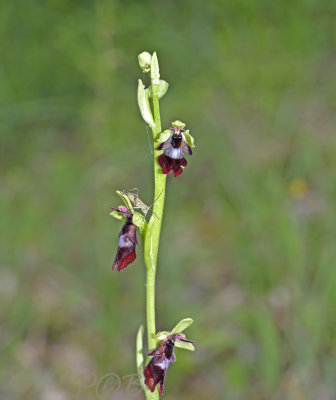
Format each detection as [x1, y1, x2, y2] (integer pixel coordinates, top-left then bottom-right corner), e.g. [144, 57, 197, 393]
[166, 147, 183, 159]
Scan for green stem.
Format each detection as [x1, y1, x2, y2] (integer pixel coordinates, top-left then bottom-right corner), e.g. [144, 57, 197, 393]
[143, 53, 166, 400]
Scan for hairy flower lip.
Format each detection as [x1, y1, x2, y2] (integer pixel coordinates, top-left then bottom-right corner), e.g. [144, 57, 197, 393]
[157, 126, 192, 177]
[143, 333, 195, 395]
[111, 207, 138, 271]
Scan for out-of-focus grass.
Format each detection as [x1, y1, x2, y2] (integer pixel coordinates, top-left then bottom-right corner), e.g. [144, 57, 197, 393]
[1, 1, 336, 399]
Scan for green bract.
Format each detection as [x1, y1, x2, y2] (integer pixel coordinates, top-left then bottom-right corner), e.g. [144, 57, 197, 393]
[136, 324, 146, 391]
[148, 80, 169, 100]
[137, 79, 155, 129]
[150, 52, 160, 84]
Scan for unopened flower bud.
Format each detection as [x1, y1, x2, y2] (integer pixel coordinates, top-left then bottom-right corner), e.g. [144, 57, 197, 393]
[138, 51, 152, 73]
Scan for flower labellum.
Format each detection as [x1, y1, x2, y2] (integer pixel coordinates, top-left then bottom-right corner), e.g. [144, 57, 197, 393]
[157, 126, 192, 177]
[144, 333, 195, 395]
[110, 206, 138, 271]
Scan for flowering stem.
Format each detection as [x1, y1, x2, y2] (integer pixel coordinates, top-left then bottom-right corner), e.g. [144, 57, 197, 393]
[143, 52, 165, 399]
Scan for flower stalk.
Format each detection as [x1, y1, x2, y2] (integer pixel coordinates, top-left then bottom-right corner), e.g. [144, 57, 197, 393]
[142, 53, 165, 399]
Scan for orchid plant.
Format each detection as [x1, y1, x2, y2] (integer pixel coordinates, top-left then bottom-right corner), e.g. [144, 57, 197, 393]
[109, 51, 196, 399]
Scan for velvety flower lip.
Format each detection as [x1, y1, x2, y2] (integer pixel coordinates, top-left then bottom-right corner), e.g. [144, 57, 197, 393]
[144, 333, 195, 395]
[157, 126, 192, 177]
[110, 207, 138, 271]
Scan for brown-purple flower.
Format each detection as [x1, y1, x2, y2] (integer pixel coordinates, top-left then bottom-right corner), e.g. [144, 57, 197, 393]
[110, 206, 138, 271]
[143, 333, 194, 395]
[157, 126, 192, 177]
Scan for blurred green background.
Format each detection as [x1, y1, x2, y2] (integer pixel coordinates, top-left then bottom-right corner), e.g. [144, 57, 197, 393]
[1, 1, 336, 399]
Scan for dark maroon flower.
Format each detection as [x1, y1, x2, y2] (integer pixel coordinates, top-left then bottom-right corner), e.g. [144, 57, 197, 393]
[110, 206, 138, 271]
[157, 126, 192, 177]
[144, 333, 195, 395]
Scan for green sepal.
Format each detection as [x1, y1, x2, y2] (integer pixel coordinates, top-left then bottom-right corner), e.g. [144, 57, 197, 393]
[171, 120, 186, 129]
[137, 79, 155, 129]
[133, 212, 147, 237]
[136, 324, 146, 391]
[182, 130, 195, 148]
[175, 341, 195, 351]
[109, 208, 124, 220]
[171, 317, 193, 334]
[153, 318, 195, 351]
[148, 80, 169, 99]
[156, 129, 171, 145]
[116, 190, 133, 211]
